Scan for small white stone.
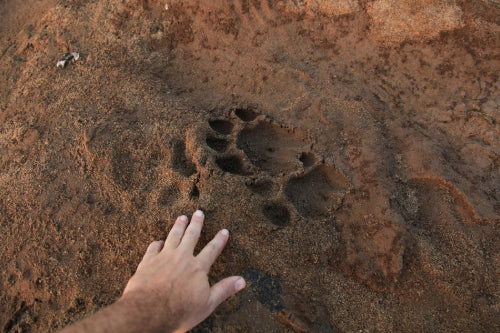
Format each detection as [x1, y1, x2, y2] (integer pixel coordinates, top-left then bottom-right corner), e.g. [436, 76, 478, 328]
[165, 3, 169, 10]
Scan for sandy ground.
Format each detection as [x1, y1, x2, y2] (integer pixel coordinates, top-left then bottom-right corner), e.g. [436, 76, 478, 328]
[0, 0, 499, 331]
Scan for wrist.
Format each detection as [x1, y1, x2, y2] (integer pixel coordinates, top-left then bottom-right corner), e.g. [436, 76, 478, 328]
[116, 293, 177, 333]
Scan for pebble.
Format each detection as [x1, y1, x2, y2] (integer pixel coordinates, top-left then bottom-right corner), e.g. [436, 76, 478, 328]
[56, 51, 80, 69]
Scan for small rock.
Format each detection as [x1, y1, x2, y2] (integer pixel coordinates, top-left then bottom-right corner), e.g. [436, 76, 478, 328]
[56, 51, 80, 69]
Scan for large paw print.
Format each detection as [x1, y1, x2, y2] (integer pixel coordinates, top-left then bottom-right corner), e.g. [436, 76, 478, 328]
[204, 107, 350, 225]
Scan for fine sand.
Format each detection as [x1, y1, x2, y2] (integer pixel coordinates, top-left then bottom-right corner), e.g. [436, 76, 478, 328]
[0, 0, 499, 331]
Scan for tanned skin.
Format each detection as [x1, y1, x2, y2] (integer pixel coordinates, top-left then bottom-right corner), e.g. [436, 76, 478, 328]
[61, 210, 246, 333]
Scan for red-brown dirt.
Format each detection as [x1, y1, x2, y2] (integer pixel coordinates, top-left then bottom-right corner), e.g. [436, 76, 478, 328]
[1, 0, 499, 331]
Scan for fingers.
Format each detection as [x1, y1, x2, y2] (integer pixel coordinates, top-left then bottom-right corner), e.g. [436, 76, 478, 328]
[208, 276, 246, 313]
[164, 215, 189, 250]
[197, 229, 229, 271]
[142, 240, 164, 262]
[179, 210, 204, 252]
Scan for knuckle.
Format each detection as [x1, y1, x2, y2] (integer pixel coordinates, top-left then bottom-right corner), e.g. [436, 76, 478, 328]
[207, 240, 221, 253]
[203, 243, 217, 256]
[195, 261, 205, 272]
[186, 227, 199, 237]
[169, 229, 182, 237]
[207, 299, 217, 312]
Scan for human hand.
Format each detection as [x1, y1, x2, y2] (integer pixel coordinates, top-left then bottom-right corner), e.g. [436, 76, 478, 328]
[119, 210, 246, 332]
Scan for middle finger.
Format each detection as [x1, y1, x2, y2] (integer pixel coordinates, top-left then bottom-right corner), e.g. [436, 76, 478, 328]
[179, 210, 204, 253]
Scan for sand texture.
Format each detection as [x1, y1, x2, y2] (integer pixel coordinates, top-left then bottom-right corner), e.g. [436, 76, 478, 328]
[0, 0, 499, 331]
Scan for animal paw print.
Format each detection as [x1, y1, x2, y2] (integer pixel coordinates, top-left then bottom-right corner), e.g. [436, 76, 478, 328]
[160, 138, 200, 206]
[204, 107, 350, 225]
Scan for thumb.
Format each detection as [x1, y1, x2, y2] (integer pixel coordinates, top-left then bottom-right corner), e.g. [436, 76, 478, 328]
[208, 276, 246, 312]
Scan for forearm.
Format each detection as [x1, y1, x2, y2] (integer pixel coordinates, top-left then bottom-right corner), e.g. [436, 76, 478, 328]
[60, 211, 245, 333]
[60, 297, 175, 333]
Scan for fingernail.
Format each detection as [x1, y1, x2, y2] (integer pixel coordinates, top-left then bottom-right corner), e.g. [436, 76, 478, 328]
[234, 278, 246, 292]
[179, 215, 188, 222]
[195, 210, 204, 217]
[221, 229, 229, 236]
